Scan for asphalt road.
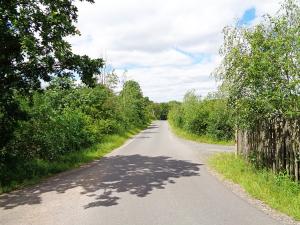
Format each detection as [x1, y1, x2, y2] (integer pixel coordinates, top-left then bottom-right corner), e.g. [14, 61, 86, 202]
[0, 121, 283, 225]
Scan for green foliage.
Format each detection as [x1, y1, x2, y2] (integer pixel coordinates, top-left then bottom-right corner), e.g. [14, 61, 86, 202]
[119, 80, 151, 128]
[206, 100, 234, 140]
[0, 0, 102, 88]
[168, 90, 234, 141]
[0, 78, 152, 189]
[152, 103, 170, 120]
[213, 0, 299, 179]
[169, 120, 234, 145]
[0, 127, 145, 194]
[0, 0, 104, 150]
[168, 101, 183, 127]
[182, 91, 209, 135]
[214, 0, 300, 128]
[209, 153, 300, 220]
[11, 108, 93, 160]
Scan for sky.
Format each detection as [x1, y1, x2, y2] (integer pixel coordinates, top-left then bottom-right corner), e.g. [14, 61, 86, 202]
[68, 0, 281, 102]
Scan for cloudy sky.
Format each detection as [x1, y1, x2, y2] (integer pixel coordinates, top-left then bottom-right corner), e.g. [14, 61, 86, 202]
[69, 0, 281, 102]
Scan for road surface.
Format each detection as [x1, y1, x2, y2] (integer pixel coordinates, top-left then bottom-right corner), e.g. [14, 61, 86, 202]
[0, 121, 283, 225]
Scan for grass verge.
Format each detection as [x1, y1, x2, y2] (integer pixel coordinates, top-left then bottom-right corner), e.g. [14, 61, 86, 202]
[208, 153, 300, 221]
[168, 120, 234, 146]
[0, 126, 146, 194]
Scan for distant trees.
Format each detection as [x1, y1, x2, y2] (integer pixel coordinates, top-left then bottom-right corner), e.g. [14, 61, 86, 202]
[152, 103, 170, 120]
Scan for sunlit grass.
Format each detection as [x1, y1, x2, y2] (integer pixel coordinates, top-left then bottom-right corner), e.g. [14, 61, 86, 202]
[0, 126, 145, 194]
[208, 153, 300, 221]
[168, 120, 234, 146]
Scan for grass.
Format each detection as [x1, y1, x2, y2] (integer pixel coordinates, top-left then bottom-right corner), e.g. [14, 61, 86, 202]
[0, 126, 145, 194]
[208, 153, 300, 221]
[168, 120, 234, 146]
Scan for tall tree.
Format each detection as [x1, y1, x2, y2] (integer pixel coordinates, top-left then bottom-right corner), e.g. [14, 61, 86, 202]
[214, 0, 300, 128]
[119, 80, 146, 127]
[0, 0, 103, 148]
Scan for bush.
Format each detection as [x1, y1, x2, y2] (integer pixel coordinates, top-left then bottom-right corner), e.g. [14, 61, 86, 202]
[0, 78, 152, 188]
[206, 100, 234, 140]
[10, 108, 93, 160]
[168, 90, 234, 141]
[168, 104, 183, 128]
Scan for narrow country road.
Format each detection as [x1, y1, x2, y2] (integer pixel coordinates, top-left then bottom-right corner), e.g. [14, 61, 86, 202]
[0, 121, 283, 225]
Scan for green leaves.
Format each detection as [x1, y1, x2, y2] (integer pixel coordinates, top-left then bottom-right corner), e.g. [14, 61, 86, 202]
[0, 0, 105, 149]
[119, 81, 150, 128]
[168, 91, 234, 141]
[215, 0, 300, 128]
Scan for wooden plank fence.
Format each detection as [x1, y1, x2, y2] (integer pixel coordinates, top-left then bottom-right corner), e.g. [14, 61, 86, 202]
[236, 118, 300, 181]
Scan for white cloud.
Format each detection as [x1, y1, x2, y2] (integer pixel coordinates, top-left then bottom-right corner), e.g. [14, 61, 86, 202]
[68, 0, 281, 102]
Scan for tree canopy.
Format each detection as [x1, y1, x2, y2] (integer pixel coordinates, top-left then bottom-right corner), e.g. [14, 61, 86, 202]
[214, 0, 300, 128]
[0, 0, 103, 148]
[119, 80, 149, 127]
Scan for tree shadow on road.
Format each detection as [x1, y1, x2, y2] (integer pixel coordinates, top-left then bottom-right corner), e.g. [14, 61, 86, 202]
[0, 154, 202, 209]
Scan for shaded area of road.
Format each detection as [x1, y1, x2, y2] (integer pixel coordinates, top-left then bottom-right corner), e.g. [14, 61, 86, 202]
[0, 121, 282, 225]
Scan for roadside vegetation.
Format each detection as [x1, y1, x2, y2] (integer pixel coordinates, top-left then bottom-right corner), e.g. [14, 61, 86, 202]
[0, 78, 153, 193]
[166, 0, 300, 219]
[0, 127, 145, 193]
[208, 0, 300, 220]
[169, 122, 234, 145]
[151, 102, 170, 120]
[209, 153, 300, 220]
[168, 91, 234, 145]
[0, 0, 154, 193]
[214, 0, 299, 179]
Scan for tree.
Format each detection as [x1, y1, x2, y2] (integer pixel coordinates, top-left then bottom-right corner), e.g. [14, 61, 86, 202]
[152, 103, 169, 120]
[214, 0, 300, 128]
[0, 0, 104, 149]
[119, 80, 147, 127]
[168, 91, 234, 140]
[98, 68, 119, 90]
[182, 90, 209, 135]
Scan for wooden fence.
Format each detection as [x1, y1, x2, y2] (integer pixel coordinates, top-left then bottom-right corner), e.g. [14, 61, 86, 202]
[236, 118, 300, 181]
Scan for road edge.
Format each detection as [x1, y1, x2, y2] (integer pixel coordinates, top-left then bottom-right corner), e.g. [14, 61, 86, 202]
[207, 165, 300, 225]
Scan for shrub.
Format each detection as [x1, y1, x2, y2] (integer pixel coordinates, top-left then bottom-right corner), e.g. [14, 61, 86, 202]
[168, 91, 234, 141]
[0, 78, 152, 188]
